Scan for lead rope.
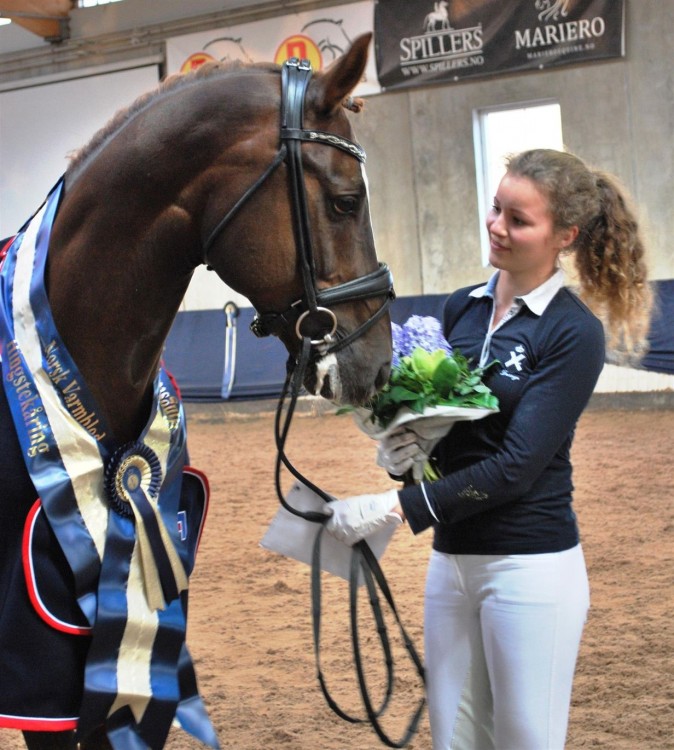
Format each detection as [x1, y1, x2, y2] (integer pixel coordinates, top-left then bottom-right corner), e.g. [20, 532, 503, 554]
[273, 337, 426, 747]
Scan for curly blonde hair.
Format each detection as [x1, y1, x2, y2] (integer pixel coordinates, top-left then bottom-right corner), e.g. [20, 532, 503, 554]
[506, 149, 652, 359]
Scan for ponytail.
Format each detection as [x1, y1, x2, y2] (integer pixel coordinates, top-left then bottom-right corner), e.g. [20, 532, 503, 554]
[573, 172, 652, 359]
[505, 150, 652, 360]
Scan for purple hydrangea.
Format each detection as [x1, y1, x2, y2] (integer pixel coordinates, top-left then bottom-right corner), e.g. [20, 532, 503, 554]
[391, 315, 452, 369]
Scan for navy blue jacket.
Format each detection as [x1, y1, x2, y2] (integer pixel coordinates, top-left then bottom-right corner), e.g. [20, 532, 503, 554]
[399, 281, 605, 554]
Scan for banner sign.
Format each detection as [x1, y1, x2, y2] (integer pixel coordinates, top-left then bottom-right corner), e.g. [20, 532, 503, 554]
[374, 0, 625, 91]
[165, 1, 380, 96]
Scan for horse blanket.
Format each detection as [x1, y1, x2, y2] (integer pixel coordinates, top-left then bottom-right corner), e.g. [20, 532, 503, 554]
[0, 182, 219, 749]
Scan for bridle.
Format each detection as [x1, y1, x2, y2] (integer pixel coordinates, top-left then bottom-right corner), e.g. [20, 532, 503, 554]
[202, 57, 395, 355]
[206, 58, 424, 748]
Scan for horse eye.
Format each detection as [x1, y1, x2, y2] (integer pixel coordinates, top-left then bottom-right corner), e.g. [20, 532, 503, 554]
[332, 196, 359, 215]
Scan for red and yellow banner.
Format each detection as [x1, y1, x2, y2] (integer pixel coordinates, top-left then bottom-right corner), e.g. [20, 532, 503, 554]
[165, 2, 380, 96]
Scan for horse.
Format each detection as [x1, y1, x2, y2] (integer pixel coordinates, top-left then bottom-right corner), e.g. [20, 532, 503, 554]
[535, 0, 570, 22]
[424, 1, 451, 33]
[0, 32, 393, 750]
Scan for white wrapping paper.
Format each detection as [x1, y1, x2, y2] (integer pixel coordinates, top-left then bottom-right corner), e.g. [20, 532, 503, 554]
[260, 481, 399, 584]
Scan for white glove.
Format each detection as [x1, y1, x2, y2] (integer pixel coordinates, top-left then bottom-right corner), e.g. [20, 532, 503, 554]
[325, 489, 402, 546]
[376, 425, 442, 479]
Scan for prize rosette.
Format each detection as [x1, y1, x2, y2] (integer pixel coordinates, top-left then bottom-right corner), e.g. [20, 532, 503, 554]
[105, 441, 162, 518]
[105, 441, 188, 610]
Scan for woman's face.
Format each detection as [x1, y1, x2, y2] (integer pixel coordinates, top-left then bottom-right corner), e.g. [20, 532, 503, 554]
[486, 173, 576, 290]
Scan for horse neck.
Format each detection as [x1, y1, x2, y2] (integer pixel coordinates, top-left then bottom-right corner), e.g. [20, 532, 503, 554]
[45, 72, 278, 444]
[48, 72, 278, 442]
[46, 200, 196, 444]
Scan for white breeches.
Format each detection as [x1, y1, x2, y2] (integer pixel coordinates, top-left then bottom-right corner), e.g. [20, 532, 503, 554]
[424, 545, 590, 750]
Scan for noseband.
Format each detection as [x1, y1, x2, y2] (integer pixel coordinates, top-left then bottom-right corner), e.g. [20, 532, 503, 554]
[202, 57, 395, 354]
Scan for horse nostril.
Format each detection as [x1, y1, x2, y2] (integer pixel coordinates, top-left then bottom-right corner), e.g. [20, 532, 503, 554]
[320, 371, 332, 399]
[374, 363, 391, 391]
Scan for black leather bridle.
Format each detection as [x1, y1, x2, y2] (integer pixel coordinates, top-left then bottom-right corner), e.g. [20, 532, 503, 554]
[202, 57, 395, 354]
[207, 58, 423, 748]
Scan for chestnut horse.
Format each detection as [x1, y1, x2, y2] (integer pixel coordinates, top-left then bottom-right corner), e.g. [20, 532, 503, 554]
[0, 34, 393, 749]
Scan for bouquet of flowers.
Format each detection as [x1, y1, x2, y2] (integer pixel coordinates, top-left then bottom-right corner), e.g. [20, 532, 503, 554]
[349, 315, 499, 482]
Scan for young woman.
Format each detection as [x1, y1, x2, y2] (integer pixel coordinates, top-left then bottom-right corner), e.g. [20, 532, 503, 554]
[325, 149, 652, 749]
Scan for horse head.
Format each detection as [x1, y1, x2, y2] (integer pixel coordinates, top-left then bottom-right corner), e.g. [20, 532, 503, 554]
[201, 33, 393, 406]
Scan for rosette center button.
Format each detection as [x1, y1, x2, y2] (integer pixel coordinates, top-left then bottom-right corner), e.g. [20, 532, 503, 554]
[124, 466, 142, 492]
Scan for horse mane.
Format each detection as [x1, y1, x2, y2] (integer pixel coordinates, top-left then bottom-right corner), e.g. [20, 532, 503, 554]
[66, 58, 363, 175]
[66, 60, 278, 174]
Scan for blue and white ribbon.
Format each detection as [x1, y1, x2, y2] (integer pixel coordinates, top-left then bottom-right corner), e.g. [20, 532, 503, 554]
[0, 179, 219, 749]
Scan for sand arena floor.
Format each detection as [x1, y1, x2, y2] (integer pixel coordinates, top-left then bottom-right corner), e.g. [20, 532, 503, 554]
[1, 402, 672, 749]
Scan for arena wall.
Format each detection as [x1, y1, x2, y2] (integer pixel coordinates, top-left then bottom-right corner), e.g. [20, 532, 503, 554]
[1, 0, 671, 395]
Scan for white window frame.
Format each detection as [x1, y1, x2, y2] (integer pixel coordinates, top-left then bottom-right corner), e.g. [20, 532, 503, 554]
[78, 0, 124, 7]
[473, 100, 564, 265]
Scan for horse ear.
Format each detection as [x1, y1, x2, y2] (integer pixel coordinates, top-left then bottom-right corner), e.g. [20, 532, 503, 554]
[311, 33, 372, 117]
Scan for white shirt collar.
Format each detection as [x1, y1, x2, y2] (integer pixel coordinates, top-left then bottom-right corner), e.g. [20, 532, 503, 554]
[469, 269, 565, 316]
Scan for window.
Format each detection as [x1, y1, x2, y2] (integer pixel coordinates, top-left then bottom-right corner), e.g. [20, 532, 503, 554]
[473, 101, 563, 265]
[78, 0, 124, 7]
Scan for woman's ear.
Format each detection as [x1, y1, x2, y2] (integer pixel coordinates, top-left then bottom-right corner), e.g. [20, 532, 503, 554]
[559, 225, 579, 250]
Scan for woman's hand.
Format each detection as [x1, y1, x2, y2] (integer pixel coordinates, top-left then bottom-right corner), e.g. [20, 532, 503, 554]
[324, 489, 403, 546]
[377, 425, 443, 478]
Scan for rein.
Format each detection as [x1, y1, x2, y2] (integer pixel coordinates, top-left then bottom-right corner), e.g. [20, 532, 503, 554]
[204, 57, 422, 746]
[274, 338, 426, 748]
[249, 59, 423, 747]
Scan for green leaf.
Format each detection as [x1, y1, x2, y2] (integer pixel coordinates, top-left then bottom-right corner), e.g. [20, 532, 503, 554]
[431, 355, 462, 395]
[388, 384, 421, 403]
[410, 347, 446, 381]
